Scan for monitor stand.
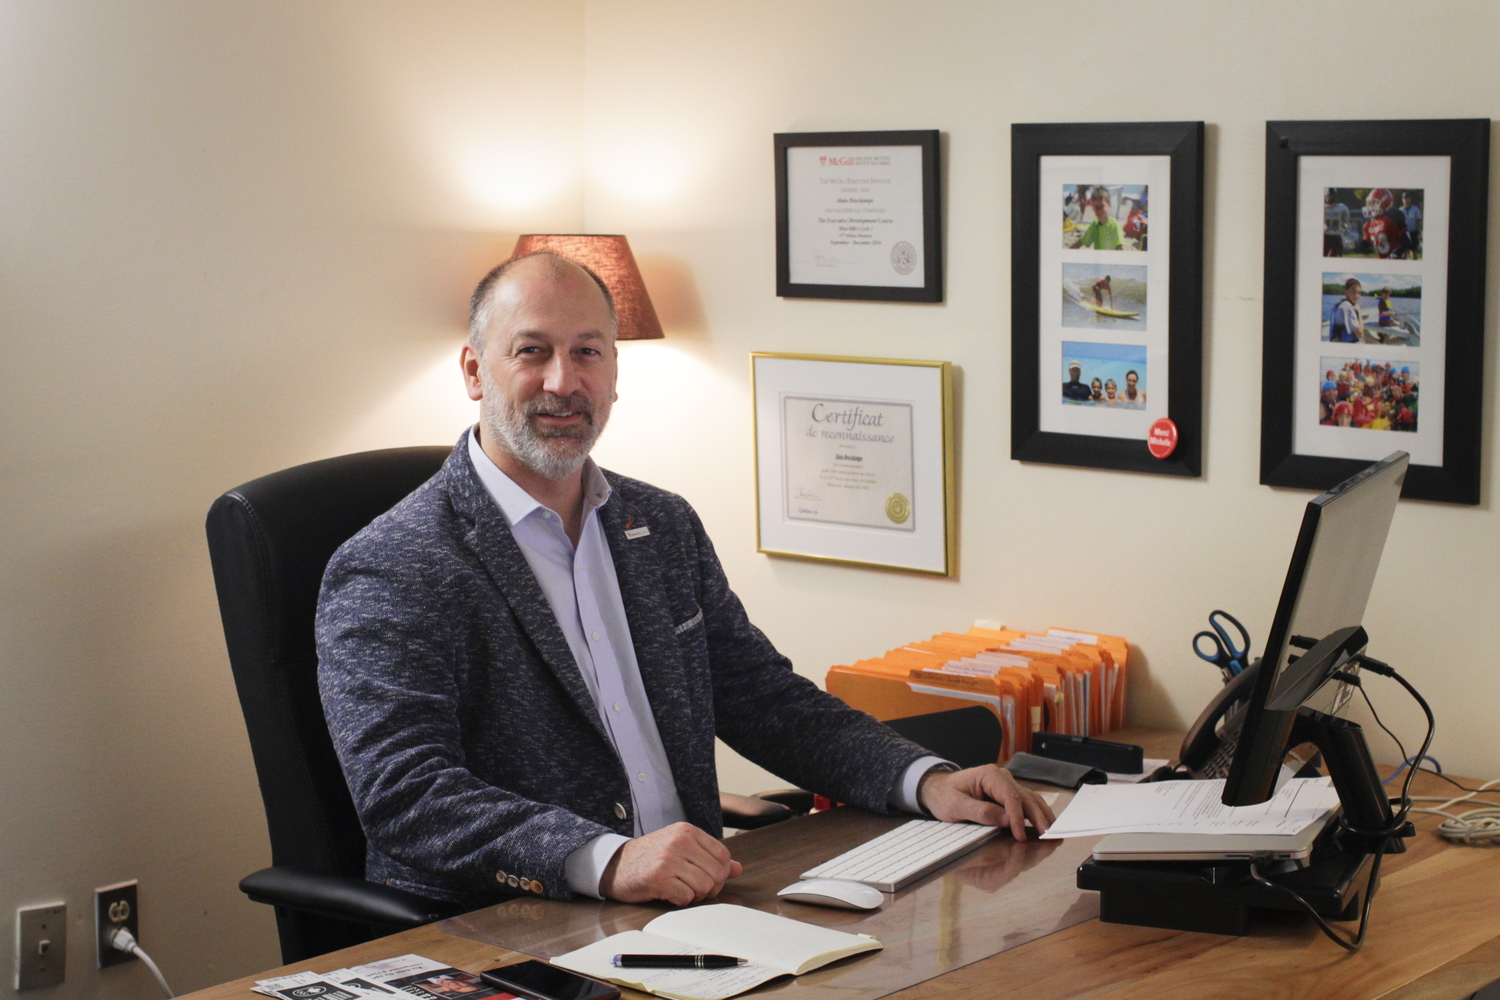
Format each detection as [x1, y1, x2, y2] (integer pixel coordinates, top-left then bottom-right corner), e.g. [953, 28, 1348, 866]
[1078, 703, 1413, 935]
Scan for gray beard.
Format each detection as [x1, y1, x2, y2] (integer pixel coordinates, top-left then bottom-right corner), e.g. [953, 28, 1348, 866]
[480, 372, 604, 481]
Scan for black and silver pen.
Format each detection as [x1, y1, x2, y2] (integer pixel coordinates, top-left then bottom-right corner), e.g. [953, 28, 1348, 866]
[611, 955, 746, 969]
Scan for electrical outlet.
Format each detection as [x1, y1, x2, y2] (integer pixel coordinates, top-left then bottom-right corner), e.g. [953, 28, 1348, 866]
[16, 903, 67, 990]
[95, 880, 138, 969]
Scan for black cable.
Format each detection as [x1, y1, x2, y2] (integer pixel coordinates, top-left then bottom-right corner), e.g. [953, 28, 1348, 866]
[1352, 677, 1408, 768]
[1417, 765, 1500, 797]
[1249, 851, 1382, 952]
[1243, 655, 1432, 952]
[1337, 656, 1434, 843]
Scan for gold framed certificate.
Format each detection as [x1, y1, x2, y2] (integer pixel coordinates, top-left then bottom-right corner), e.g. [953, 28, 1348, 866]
[752, 353, 954, 575]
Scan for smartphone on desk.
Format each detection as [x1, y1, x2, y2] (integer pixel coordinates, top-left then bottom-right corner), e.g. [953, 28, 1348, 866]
[480, 961, 618, 1000]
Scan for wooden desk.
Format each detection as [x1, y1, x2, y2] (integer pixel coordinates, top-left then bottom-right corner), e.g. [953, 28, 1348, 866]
[182, 730, 1500, 1000]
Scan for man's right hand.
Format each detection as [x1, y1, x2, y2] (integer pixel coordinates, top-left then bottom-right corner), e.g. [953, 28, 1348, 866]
[598, 822, 742, 906]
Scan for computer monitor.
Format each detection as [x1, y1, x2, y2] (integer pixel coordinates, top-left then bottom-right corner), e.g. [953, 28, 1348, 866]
[1221, 451, 1409, 808]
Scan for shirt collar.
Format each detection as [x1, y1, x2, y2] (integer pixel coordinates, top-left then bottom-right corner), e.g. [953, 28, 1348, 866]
[467, 426, 611, 526]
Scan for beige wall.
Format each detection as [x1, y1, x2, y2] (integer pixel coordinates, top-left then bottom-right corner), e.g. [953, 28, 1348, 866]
[0, 2, 1495, 997]
[0, 2, 581, 995]
[580, 1, 1500, 794]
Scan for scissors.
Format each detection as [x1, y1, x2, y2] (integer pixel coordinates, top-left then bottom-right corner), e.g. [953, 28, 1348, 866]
[1193, 609, 1252, 682]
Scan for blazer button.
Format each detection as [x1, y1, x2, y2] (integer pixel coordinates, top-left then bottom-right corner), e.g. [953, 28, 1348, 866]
[494, 871, 507, 883]
[614, 802, 628, 820]
[530, 880, 543, 894]
[506, 875, 520, 888]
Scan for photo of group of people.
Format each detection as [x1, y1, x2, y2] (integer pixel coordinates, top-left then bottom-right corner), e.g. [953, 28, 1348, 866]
[1324, 187, 1423, 259]
[1062, 184, 1148, 251]
[1321, 272, 1421, 346]
[1062, 263, 1149, 331]
[1061, 341, 1149, 408]
[1317, 357, 1419, 432]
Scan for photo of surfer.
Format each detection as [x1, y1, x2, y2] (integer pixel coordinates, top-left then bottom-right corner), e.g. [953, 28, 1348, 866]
[1322, 188, 1423, 259]
[1321, 272, 1421, 346]
[1061, 342, 1148, 409]
[1317, 357, 1419, 432]
[1062, 262, 1148, 331]
[1062, 183, 1148, 251]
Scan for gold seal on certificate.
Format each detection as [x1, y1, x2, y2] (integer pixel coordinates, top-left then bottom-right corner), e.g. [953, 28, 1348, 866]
[781, 395, 915, 532]
[884, 493, 911, 524]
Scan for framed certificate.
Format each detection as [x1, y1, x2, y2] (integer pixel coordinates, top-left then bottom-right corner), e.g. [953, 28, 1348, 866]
[752, 353, 955, 576]
[1011, 121, 1205, 477]
[1260, 119, 1488, 505]
[774, 130, 942, 302]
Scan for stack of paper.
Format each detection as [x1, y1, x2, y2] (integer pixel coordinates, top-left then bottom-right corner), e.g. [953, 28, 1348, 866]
[1039, 777, 1341, 839]
[826, 623, 1130, 762]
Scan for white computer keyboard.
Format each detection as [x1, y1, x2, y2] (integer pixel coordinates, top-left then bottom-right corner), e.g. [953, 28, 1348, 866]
[799, 819, 1002, 892]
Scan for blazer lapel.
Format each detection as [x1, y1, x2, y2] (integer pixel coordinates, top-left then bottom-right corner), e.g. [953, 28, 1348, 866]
[444, 445, 612, 748]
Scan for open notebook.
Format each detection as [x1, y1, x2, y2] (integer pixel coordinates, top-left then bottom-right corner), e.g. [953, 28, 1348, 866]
[552, 903, 881, 1000]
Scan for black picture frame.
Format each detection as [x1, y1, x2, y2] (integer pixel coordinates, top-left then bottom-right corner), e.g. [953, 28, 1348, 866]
[1010, 121, 1205, 476]
[774, 129, 942, 302]
[1260, 119, 1489, 505]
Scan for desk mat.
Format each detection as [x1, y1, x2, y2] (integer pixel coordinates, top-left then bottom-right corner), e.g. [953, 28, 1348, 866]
[439, 804, 1099, 1000]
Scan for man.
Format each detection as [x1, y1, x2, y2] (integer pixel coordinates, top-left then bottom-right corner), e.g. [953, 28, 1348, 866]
[1323, 190, 1349, 257]
[1062, 360, 1092, 401]
[317, 253, 1052, 910]
[1092, 274, 1114, 310]
[1077, 190, 1125, 251]
[1400, 192, 1423, 255]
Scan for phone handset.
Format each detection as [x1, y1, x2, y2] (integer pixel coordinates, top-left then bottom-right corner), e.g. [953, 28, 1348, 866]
[1178, 658, 1262, 777]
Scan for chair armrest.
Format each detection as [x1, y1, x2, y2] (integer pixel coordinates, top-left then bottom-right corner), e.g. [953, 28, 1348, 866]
[239, 867, 454, 930]
[754, 789, 816, 814]
[720, 792, 793, 830]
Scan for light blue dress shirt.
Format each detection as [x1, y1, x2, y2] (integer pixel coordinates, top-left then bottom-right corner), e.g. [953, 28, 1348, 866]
[467, 429, 944, 898]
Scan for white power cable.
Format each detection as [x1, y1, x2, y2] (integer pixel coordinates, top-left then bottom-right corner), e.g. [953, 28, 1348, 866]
[1409, 777, 1500, 845]
[108, 926, 174, 998]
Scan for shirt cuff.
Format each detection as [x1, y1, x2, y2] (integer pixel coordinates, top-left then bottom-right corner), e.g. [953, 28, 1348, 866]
[889, 756, 958, 815]
[564, 833, 632, 899]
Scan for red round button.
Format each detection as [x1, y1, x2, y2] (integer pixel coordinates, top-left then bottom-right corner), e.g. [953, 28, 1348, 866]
[1147, 418, 1178, 459]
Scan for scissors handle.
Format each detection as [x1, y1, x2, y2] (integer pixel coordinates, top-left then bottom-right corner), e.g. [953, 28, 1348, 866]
[1192, 631, 1227, 665]
[1208, 609, 1251, 665]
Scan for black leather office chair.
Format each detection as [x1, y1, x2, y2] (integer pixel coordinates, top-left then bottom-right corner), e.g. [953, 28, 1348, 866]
[885, 705, 1004, 769]
[207, 446, 812, 961]
[207, 446, 457, 963]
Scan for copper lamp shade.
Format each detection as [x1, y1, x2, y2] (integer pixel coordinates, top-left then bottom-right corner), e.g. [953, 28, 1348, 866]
[509, 234, 665, 340]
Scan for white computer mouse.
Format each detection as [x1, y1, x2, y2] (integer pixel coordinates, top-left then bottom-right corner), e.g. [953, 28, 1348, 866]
[776, 878, 885, 910]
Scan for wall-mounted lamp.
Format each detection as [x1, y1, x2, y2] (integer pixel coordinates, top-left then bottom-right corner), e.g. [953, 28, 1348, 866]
[510, 234, 664, 340]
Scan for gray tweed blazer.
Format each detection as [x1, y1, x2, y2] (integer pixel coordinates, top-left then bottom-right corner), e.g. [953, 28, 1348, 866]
[316, 436, 927, 907]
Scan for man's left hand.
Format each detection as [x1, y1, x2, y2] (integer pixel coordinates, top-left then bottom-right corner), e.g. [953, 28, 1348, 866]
[917, 765, 1055, 840]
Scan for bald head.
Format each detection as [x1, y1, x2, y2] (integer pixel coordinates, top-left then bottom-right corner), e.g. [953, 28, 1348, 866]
[469, 252, 616, 354]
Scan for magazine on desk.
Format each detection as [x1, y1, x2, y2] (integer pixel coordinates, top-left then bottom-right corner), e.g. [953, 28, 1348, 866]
[552, 903, 881, 1000]
[256, 955, 517, 1000]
